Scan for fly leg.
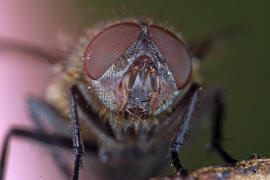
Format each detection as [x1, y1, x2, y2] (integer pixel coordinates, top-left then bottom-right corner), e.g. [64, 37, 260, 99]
[27, 97, 70, 135]
[27, 97, 73, 179]
[168, 83, 202, 176]
[148, 83, 201, 176]
[0, 97, 99, 180]
[70, 85, 116, 141]
[0, 128, 73, 180]
[208, 88, 236, 163]
[69, 84, 119, 180]
[69, 86, 84, 180]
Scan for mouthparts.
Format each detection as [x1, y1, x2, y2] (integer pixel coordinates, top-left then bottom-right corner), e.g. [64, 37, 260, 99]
[121, 56, 159, 119]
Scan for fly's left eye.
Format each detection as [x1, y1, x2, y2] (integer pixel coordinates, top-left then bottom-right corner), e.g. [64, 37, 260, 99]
[84, 22, 141, 80]
[149, 25, 192, 90]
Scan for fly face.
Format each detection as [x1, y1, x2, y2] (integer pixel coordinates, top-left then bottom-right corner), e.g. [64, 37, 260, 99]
[83, 22, 192, 128]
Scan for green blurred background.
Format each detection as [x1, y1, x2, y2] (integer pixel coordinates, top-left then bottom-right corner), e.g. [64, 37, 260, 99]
[73, 0, 270, 175]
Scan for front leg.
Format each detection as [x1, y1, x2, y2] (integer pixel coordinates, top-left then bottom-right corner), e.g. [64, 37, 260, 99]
[169, 83, 201, 175]
[69, 84, 120, 180]
[69, 85, 85, 180]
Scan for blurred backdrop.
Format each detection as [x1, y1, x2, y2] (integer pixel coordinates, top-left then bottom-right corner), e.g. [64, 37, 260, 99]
[0, 0, 269, 179]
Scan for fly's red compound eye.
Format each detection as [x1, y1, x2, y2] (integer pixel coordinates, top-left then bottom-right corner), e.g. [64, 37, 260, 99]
[149, 25, 192, 90]
[84, 22, 141, 80]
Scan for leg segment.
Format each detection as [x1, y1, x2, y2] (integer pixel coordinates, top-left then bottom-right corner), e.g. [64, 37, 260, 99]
[70, 85, 120, 146]
[27, 97, 73, 179]
[68, 84, 120, 180]
[0, 128, 73, 180]
[70, 88, 84, 180]
[70, 86, 84, 180]
[27, 97, 70, 135]
[209, 89, 236, 163]
[169, 83, 201, 175]
[70, 85, 115, 140]
[0, 97, 99, 180]
[28, 95, 100, 151]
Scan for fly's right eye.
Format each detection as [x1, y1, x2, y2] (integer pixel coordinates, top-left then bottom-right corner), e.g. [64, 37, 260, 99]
[84, 22, 141, 80]
[149, 25, 192, 90]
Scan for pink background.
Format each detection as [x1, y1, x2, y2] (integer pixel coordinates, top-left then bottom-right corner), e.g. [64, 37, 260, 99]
[0, 0, 95, 179]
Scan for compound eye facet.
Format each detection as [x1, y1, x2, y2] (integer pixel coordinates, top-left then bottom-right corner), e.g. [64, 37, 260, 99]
[84, 22, 141, 80]
[149, 25, 192, 90]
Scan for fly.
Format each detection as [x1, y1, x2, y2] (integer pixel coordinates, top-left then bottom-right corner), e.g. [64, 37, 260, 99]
[0, 19, 236, 180]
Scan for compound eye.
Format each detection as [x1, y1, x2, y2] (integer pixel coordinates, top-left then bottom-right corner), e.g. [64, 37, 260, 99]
[149, 25, 192, 90]
[84, 22, 141, 80]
